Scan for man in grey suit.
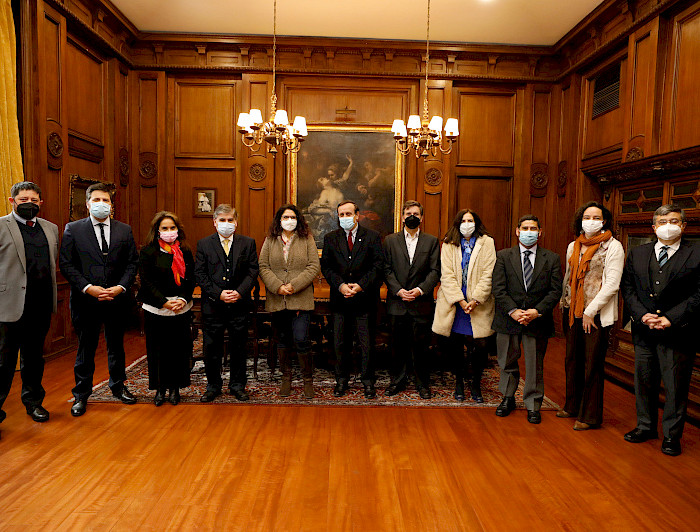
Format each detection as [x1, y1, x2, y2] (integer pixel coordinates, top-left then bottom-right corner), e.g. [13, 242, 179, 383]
[0, 182, 58, 435]
[383, 200, 440, 399]
[491, 214, 562, 424]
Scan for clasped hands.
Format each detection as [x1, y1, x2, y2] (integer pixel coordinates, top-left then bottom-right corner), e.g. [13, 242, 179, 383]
[511, 308, 539, 326]
[277, 283, 295, 296]
[458, 299, 479, 314]
[86, 285, 124, 301]
[219, 289, 241, 303]
[641, 313, 672, 330]
[340, 283, 363, 298]
[397, 288, 422, 302]
[163, 299, 187, 312]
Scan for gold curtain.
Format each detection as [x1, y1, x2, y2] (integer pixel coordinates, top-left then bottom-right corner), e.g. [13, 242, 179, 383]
[0, 0, 24, 216]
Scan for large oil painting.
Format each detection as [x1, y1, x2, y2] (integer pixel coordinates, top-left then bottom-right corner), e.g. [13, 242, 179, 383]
[289, 128, 403, 248]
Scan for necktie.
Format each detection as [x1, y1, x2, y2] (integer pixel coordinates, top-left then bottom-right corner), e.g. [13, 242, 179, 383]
[523, 250, 533, 290]
[26, 220, 34, 227]
[347, 231, 354, 252]
[98, 223, 108, 255]
[658, 245, 669, 267]
[223, 239, 230, 256]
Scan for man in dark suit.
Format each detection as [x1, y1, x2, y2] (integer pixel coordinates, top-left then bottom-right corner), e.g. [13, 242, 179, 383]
[0, 182, 58, 435]
[621, 204, 700, 456]
[195, 204, 259, 402]
[59, 182, 139, 416]
[491, 214, 562, 424]
[321, 200, 384, 398]
[383, 200, 440, 399]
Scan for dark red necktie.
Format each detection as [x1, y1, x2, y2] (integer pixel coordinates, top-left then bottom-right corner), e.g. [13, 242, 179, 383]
[26, 220, 34, 227]
[347, 231, 353, 251]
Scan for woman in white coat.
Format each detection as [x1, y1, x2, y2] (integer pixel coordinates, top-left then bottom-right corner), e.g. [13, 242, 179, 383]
[433, 209, 497, 402]
[559, 201, 624, 430]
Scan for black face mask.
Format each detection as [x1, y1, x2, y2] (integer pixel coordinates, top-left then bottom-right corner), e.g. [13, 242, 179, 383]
[16, 202, 40, 220]
[404, 214, 421, 230]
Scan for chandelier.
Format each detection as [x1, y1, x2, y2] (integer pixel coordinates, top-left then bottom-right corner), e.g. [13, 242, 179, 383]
[236, 0, 307, 156]
[392, 0, 458, 158]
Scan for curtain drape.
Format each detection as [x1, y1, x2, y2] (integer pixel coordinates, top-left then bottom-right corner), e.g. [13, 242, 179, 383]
[0, 0, 24, 216]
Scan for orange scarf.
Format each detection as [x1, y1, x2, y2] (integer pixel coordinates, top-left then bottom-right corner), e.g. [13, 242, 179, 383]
[568, 230, 612, 326]
[159, 239, 185, 286]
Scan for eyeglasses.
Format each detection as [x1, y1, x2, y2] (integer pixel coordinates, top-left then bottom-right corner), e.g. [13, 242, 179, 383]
[656, 219, 682, 226]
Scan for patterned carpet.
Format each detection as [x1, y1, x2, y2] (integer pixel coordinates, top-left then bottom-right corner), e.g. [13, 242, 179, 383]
[83, 341, 559, 409]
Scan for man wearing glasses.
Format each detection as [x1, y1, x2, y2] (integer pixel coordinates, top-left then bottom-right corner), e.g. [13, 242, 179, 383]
[621, 204, 700, 456]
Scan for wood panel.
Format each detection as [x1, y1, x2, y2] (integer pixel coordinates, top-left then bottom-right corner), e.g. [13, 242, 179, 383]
[457, 176, 513, 251]
[65, 37, 104, 145]
[174, 81, 236, 158]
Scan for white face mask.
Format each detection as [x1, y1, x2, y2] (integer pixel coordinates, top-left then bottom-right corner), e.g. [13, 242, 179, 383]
[459, 222, 475, 238]
[281, 219, 297, 232]
[581, 220, 604, 236]
[216, 221, 236, 238]
[655, 224, 682, 241]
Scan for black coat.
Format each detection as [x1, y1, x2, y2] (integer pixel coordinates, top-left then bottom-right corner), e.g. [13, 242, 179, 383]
[59, 217, 138, 311]
[491, 245, 562, 337]
[320, 224, 384, 312]
[383, 230, 440, 316]
[621, 238, 700, 351]
[194, 233, 259, 315]
[137, 242, 195, 308]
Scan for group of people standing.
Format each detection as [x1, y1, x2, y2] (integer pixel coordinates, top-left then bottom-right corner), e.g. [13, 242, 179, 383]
[1, 181, 698, 457]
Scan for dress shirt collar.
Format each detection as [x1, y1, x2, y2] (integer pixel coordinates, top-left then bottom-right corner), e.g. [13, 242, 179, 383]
[519, 243, 538, 255]
[12, 209, 37, 226]
[90, 214, 110, 227]
[219, 233, 232, 245]
[654, 238, 680, 256]
[344, 224, 359, 240]
[404, 228, 420, 241]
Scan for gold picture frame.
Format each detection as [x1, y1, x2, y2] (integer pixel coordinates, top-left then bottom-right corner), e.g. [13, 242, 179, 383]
[288, 126, 404, 249]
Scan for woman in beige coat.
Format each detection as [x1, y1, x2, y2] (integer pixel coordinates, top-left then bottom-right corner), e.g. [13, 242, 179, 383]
[433, 209, 497, 402]
[259, 204, 321, 398]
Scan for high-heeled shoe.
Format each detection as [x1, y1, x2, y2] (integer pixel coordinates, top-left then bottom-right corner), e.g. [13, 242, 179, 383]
[168, 389, 180, 406]
[154, 389, 165, 407]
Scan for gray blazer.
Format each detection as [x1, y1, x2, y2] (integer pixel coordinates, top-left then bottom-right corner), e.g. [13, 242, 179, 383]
[0, 213, 59, 322]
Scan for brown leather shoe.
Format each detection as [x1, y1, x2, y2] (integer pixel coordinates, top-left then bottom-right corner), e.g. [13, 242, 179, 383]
[573, 421, 591, 431]
[303, 378, 314, 399]
[556, 409, 573, 418]
[280, 376, 292, 397]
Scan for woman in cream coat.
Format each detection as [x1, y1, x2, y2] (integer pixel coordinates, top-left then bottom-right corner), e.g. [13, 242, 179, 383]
[559, 201, 624, 430]
[433, 209, 497, 402]
[259, 204, 321, 399]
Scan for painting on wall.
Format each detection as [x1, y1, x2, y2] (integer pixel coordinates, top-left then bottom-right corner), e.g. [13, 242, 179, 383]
[194, 188, 217, 217]
[69, 175, 116, 221]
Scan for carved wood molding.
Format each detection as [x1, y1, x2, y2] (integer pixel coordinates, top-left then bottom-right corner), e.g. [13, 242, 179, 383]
[425, 168, 443, 186]
[557, 160, 568, 197]
[530, 163, 549, 197]
[47, 131, 63, 169]
[118, 147, 129, 186]
[139, 152, 158, 188]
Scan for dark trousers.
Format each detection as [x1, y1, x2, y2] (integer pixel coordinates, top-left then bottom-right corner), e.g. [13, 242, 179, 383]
[0, 309, 51, 415]
[144, 311, 193, 391]
[71, 300, 128, 401]
[563, 311, 608, 425]
[390, 314, 432, 390]
[448, 332, 489, 387]
[271, 310, 312, 352]
[633, 332, 695, 440]
[333, 310, 373, 385]
[202, 310, 248, 392]
[496, 332, 549, 411]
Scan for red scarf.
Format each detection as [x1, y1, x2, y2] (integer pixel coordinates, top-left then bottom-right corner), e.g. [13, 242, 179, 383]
[568, 230, 612, 325]
[159, 239, 185, 286]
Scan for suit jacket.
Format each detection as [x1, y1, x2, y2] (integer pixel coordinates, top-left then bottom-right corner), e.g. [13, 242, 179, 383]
[194, 232, 259, 315]
[0, 213, 59, 322]
[320, 224, 384, 313]
[59, 217, 138, 311]
[137, 242, 196, 309]
[383, 230, 440, 316]
[491, 245, 562, 337]
[621, 238, 700, 350]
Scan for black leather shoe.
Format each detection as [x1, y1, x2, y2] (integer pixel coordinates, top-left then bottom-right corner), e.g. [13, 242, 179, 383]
[495, 396, 515, 417]
[527, 410, 541, 424]
[333, 381, 349, 397]
[624, 428, 658, 443]
[384, 383, 406, 397]
[26, 405, 50, 422]
[230, 388, 250, 402]
[113, 386, 137, 405]
[661, 437, 681, 456]
[418, 388, 432, 400]
[454, 381, 465, 402]
[200, 390, 221, 403]
[168, 389, 180, 406]
[364, 384, 377, 399]
[154, 390, 165, 407]
[471, 391, 484, 404]
[71, 400, 87, 417]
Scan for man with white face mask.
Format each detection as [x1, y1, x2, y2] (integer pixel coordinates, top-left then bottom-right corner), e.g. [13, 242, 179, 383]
[194, 204, 259, 402]
[621, 204, 700, 456]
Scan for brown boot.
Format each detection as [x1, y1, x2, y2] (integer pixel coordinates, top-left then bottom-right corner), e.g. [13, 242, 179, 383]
[298, 350, 314, 399]
[279, 348, 292, 397]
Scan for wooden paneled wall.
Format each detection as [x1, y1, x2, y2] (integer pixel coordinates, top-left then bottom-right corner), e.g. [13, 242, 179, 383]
[18, 0, 700, 357]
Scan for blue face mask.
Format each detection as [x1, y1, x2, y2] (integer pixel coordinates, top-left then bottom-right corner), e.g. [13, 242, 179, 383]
[89, 202, 111, 220]
[339, 216, 355, 230]
[518, 230, 539, 247]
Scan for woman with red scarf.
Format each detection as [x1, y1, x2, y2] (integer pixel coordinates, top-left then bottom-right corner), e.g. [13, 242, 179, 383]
[138, 211, 195, 406]
[559, 201, 624, 430]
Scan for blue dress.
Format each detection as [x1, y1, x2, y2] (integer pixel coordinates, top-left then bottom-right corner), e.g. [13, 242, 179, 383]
[451, 236, 476, 335]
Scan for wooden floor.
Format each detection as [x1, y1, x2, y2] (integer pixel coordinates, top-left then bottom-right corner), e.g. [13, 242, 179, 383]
[0, 332, 698, 531]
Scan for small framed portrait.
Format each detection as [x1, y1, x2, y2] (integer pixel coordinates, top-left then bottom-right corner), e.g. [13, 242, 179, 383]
[69, 175, 116, 221]
[194, 188, 216, 217]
